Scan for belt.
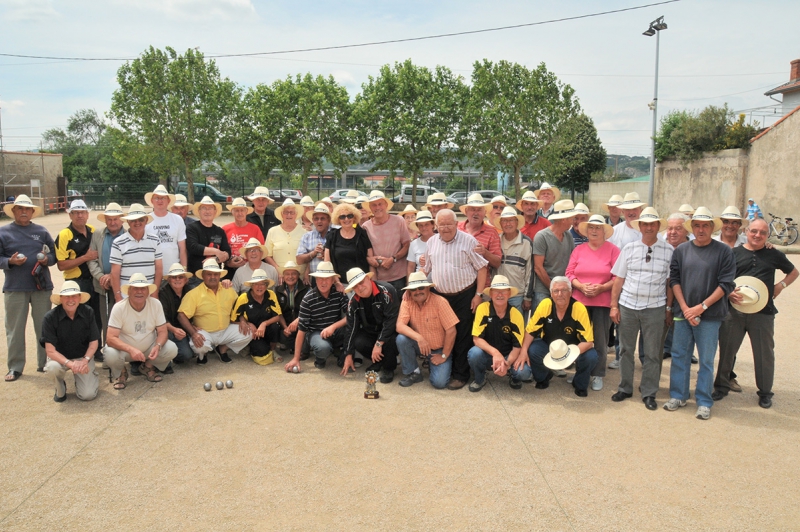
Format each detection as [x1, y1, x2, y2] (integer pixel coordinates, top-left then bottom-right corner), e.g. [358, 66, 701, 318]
[436, 282, 477, 297]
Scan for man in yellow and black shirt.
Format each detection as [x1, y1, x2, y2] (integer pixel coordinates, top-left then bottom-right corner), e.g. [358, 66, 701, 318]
[519, 276, 598, 396]
[56, 200, 101, 331]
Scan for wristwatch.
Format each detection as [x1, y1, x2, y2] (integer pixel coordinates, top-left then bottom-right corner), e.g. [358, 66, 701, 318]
[375, 340, 384, 348]
[83, 356, 91, 361]
[780, 281, 787, 288]
[701, 302, 708, 310]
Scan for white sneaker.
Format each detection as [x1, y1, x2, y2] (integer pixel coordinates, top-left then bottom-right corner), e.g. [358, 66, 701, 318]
[608, 359, 620, 370]
[554, 369, 567, 377]
[695, 406, 711, 420]
[566, 374, 574, 384]
[591, 376, 603, 391]
[607, 346, 616, 355]
[663, 398, 687, 411]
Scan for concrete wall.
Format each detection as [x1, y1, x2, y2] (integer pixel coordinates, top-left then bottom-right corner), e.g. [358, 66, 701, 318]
[587, 181, 650, 214]
[0, 151, 63, 201]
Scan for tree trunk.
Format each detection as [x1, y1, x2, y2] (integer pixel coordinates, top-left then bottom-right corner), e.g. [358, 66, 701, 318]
[514, 166, 521, 201]
[185, 160, 195, 203]
[411, 172, 418, 209]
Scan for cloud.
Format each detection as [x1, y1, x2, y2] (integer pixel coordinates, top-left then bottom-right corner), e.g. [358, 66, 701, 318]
[0, 0, 59, 21]
[0, 99, 26, 116]
[117, 0, 256, 21]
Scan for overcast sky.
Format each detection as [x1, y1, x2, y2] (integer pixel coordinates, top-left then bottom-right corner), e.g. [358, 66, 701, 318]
[0, 0, 797, 158]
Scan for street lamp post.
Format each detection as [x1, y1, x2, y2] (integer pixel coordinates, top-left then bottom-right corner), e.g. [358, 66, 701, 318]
[644, 16, 667, 207]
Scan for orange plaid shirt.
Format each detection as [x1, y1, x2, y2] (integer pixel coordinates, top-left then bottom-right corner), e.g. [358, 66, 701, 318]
[397, 291, 460, 350]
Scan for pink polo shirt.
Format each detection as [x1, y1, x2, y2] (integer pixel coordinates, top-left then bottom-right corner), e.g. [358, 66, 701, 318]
[565, 241, 620, 308]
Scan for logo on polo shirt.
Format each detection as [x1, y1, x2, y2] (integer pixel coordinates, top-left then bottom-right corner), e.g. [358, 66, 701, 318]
[565, 327, 574, 335]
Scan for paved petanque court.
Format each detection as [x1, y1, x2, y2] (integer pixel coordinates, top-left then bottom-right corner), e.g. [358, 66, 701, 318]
[1, 212, 799, 530]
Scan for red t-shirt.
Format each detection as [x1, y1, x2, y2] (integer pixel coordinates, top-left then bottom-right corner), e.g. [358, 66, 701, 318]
[223, 222, 264, 256]
[521, 216, 551, 241]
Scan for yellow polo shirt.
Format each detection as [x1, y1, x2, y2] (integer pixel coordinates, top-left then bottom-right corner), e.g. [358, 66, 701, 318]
[178, 283, 239, 333]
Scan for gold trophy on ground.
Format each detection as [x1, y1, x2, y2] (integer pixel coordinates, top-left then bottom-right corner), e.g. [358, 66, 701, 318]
[364, 370, 379, 399]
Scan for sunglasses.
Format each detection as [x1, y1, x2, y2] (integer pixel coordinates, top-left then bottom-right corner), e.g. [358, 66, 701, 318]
[646, 246, 653, 263]
[338, 214, 355, 220]
[409, 286, 428, 292]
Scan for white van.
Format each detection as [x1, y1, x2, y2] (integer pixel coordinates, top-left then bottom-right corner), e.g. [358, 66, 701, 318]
[392, 184, 441, 204]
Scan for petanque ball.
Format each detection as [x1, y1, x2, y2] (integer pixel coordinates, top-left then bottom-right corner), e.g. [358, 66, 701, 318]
[216, 381, 224, 390]
[204, 382, 212, 392]
[226, 380, 233, 388]
[292, 366, 299, 373]
[17, 254, 25, 261]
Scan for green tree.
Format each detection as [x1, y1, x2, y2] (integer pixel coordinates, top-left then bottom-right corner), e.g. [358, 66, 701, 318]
[462, 60, 580, 200]
[353, 60, 467, 207]
[109, 46, 239, 202]
[537, 113, 607, 198]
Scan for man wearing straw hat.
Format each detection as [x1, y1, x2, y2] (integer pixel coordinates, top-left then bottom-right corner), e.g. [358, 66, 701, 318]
[533, 182, 560, 219]
[296, 203, 332, 283]
[186, 196, 231, 284]
[569, 203, 591, 246]
[608, 192, 646, 251]
[363, 190, 411, 295]
[494, 206, 532, 315]
[603, 195, 624, 226]
[516, 191, 551, 242]
[109, 203, 162, 303]
[104, 273, 178, 389]
[231, 238, 279, 294]
[232, 269, 286, 365]
[0, 195, 57, 381]
[246, 186, 280, 239]
[41, 281, 100, 402]
[531, 199, 576, 311]
[395, 272, 459, 389]
[713, 218, 798, 409]
[222, 197, 262, 281]
[171, 194, 198, 226]
[423, 192, 454, 221]
[714, 206, 748, 248]
[145, 184, 187, 277]
[158, 263, 196, 365]
[458, 193, 502, 271]
[88, 202, 126, 346]
[274, 261, 310, 356]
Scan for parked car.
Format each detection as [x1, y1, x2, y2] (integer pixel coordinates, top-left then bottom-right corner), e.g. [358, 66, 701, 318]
[445, 191, 468, 205]
[268, 189, 303, 202]
[474, 190, 516, 204]
[391, 184, 441, 204]
[175, 182, 231, 204]
[67, 189, 83, 201]
[329, 189, 369, 202]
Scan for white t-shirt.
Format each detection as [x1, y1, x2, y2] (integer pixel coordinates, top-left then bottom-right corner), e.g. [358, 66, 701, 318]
[108, 298, 167, 352]
[608, 222, 641, 251]
[147, 212, 186, 275]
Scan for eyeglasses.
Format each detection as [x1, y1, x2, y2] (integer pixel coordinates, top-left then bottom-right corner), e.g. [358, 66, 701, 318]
[722, 219, 741, 225]
[338, 214, 355, 220]
[646, 246, 653, 263]
[492, 205, 504, 210]
[410, 286, 427, 292]
[551, 288, 570, 295]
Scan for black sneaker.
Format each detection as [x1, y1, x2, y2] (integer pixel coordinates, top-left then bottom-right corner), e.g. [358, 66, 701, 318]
[217, 349, 232, 364]
[94, 351, 104, 363]
[509, 377, 522, 390]
[130, 362, 142, 375]
[379, 369, 394, 384]
[353, 357, 363, 368]
[366, 362, 381, 372]
[196, 355, 208, 365]
[691, 355, 699, 364]
[399, 372, 423, 387]
[161, 363, 174, 375]
[535, 372, 554, 389]
[314, 358, 326, 369]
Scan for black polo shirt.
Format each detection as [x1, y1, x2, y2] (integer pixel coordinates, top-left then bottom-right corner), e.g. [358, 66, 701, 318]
[40, 304, 100, 359]
[55, 223, 94, 280]
[472, 301, 524, 357]
[732, 245, 795, 315]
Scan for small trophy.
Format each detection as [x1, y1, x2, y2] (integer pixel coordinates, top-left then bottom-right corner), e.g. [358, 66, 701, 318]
[364, 370, 379, 399]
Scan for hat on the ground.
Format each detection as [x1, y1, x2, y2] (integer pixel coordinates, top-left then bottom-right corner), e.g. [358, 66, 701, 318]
[492, 206, 525, 230]
[306, 203, 333, 222]
[619, 192, 647, 210]
[3, 194, 43, 218]
[731, 276, 769, 314]
[366, 190, 394, 211]
[299, 196, 315, 207]
[280, 261, 301, 275]
[573, 203, 590, 215]
[192, 196, 222, 218]
[195, 257, 228, 278]
[602, 194, 624, 212]
[678, 204, 696, 215]
[144, 184, 175, 208]
[403, 271, 435, 290]
[50, 280, 91, 305]
[247, 186, 275, 203]
[244, 269, 276, 289]
[631, 207, 666, 231]
[239, 237, 268, 257]
[121, 203, 154, 224]
[459, 193, 489, 216]
[482, 274, 519, 297]
[173, 194, 191, 207]
[548, 199, 577, 220]
[425, 192, 454, 209]
[344, 267, 374, 293]
[97, 202, 124, 223]
[578, 214, 614, 239]
[226, 197, 254, 214]
[67, 199, 89, 214]
[164, 263, 193, 279]
[544, 339, 581, 371]
[683, 206, 722, 233]
[534, 182, 561, 201]
[410, 211, 435, 232]
[720, 206, 747, 227]
[274, 198, 304, 221]
[309, 261, 340, 279]
[121, 272, 158, 296]
[515, 190, 542, 211]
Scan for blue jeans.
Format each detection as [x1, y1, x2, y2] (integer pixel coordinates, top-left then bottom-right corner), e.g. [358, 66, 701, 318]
[467, 346, 532, 384]
[507, 295, 523, 318]
[396, 334, 451, 389]
[169, 331, 194, 363]
[528, 339, 598, 391]
[306, 329, 343, 363]
[669, 319, 721, 407]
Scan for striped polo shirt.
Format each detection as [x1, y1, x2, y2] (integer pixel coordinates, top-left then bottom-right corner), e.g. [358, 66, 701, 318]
[297, 287, 348, 333]
[110, 232, 162, 284]
[423, 230, 488, 294]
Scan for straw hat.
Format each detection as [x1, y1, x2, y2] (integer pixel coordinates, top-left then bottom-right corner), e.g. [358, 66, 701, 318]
[315, 198, 334, 211]
[97, 202, 124, 223]
[402, 271, 435, 290]
[619, 192, 647, 210]
[487, 195, 508, 213]
[731, 276, 769, 314]
[339, 190, 361, 204]
[492, 206, 524, 230]
[3, 194, 42, 218]
[534, 182, 561, 201]
[299, 196, 315, 207]
[309, 261, 340, 278]
[67, 199, 89, 214]
[410, 211, 435, 232]
[274, 198, 304, 221]
[120, 272, 158, 296]
[401, 205, 418, 216]
[578, 214, 613, 239]
[459, 193, 489, 216]
[144, 184, 175, 208]
[573, 203, 590, 215]
[238, 237, 268, 257]
[683, 206, 722, 233]
[305, 203, 332, 222]
[425, 192, 454, 209]
[631, 207, 666, 231]
[280, 261, 301, 275]
[548, 199, 577, 220]
[344, 267, 374, 293]
[226, 197, 254, 214]
[366, 189, 394, 211]
[244, 269, 276, 289]
[173, 194, 191, 207]
[121, 203, 154, 224]
[50, 280, 91, 305]
[195, 257, 228, 278]
[192, 196, 222, 218]
[678, 204, 696, 215]
[482, 275, 519, 297]
[544, 339, 581, 371]
[720, 206, 747, 227]
[247, 186, 275, 203]
[164, 263, 193, 279]
[602, 194, 624, 212]
[515, 190, 542, 211]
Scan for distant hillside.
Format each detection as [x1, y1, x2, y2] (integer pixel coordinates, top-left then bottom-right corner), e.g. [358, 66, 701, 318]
[606, 155, 651, 178]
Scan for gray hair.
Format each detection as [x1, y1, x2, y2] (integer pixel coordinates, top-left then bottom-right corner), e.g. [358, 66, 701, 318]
[435, 209, 456, 224]
[550, 276, 572, 292]
[667, 212, 689, 223]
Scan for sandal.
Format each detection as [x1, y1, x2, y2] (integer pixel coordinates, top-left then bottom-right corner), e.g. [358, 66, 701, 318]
[5, 370, 22, 382]
[113, 368, 128, 390]
[141, 364, 163, 383]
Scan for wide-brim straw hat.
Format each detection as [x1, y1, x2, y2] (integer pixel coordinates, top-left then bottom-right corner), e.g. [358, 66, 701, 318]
[731, 275, 769, 314]
[247, 186, 275, 203]
[274, 199, 304, 221]
[144, 184, 175, 208]
[121, 203, 154, 224]
[720, 206, 748, 227]
[544, 339, 581, 371]
[459, 193, 489, 216]
[226, 197, 254, 214]
[244, 268, 276, 288]
[516, 190, 542, 211]
[482, 275, 519, 297]
[3, 194, 42, 218]
[344, 267, 374, 293]
[425, 192, 454, 209]
[548, 199, 577, 220]
[619, 192, 647, 210]
[299, 196, 315, 207]
[573, 203, 590, 215]
[97, 202, 124, 223]
[306, 203, 333, 222]
[67, 199, 89, 214]
[534, 182, 561, 201]
[164, 263, 193, 279]
[366, 190, 394, 211]
[683, 206, 723, 233]
[492, 206, 524, 230]
[50, 280, 91, 305]
[678, 204, 696, 215]
[192, 196, 223, 218]
[280, 260, 301, 275]
[402, 271, 435, 290]
[195, 258, 228, 278]
[315, 198, 334, 210]
[339, 190, 362, 204]
[486, 195, 509, 214]
[173, 194, 192, 207]
[401, 204, 418, 216]
[631, 207, 666, 231]
[309, 261, 340, 278]
[602, 194, 624, 212]
[120, 272, 158, 296]
[578, 214, 614, 239]
[239, 237, 268, 257]
[410, 211, 435, 232]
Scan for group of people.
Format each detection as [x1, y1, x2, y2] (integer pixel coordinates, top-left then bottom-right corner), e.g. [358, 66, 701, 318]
[0, 183, 793, 421]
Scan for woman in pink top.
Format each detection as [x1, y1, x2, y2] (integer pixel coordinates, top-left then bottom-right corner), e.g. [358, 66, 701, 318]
[565, 214, 619, 389]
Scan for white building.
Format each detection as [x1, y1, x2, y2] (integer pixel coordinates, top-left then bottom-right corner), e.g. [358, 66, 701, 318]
[765, 58, 800, 116]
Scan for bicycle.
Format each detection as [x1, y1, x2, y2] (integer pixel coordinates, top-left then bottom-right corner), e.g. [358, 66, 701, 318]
[766, 212, 799, 245]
